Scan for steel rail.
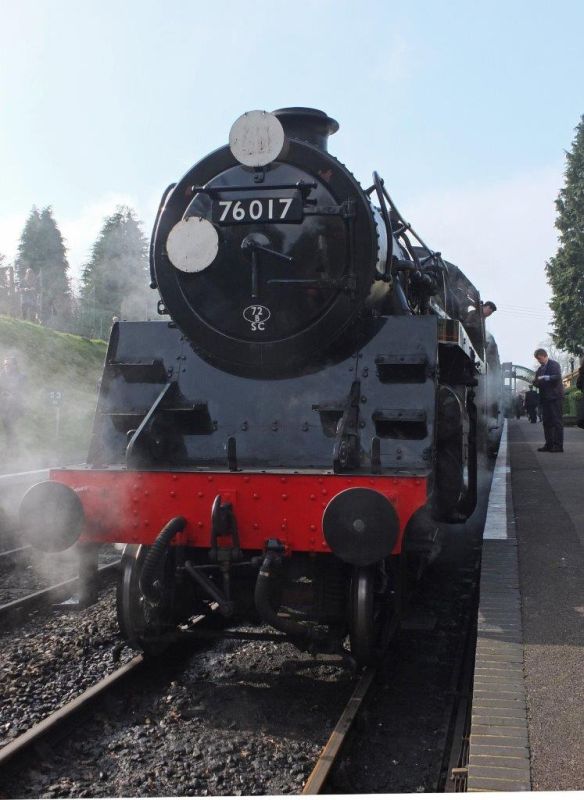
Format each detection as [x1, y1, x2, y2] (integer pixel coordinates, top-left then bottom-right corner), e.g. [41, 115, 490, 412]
[0, 544, 30, 561]
[0, 613, 207, 772]
[302, 667, 376, 795]
[0, 469, 50, 487]
[0, 465, 84, 482]
[0, 655, 144, 768]
[0, 560, 121, 622]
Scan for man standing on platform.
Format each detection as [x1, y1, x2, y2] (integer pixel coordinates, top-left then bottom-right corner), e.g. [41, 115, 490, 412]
[533, 348, 564, 452]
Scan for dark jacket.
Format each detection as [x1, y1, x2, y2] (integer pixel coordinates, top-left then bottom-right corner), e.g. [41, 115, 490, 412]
[524, 389, 539, 410]
[534, 358, 563, 401]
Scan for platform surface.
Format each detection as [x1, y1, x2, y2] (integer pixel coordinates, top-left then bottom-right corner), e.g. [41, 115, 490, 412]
[468, 419, 584, 791]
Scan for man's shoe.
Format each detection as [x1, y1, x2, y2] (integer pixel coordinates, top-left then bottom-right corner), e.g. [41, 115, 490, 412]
[549, 446, 564, 452]
[537, 446, 550, 452]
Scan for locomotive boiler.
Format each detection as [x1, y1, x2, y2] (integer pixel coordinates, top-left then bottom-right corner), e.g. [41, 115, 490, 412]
[20, 108, 502, 665]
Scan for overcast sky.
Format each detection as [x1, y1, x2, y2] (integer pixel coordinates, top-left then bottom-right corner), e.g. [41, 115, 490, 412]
[1, 0, 582, 367]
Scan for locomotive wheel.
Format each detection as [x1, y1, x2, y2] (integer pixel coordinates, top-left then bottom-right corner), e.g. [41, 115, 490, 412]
[116, 544, 173, 655]
[348, 564, 395, 667]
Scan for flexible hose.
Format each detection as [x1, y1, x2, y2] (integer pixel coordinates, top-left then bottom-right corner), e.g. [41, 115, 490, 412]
[139, 516, 186, 603]
[254, 553, 327, 642]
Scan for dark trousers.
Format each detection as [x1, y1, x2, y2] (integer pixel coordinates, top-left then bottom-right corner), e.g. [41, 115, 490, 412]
[542, 398, 564, 448]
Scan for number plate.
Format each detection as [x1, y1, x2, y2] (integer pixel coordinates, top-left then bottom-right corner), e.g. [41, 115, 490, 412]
[211, 192, 303, 225]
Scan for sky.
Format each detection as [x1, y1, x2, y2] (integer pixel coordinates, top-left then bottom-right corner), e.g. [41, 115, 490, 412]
[0, 0, 582, 367]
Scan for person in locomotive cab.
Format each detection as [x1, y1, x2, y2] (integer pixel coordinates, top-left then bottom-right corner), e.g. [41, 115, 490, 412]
[533, 348, 564, 452]
[466, 299, 497, 325]
[482, 300, 497, 318]
[463, 300, 496, 353]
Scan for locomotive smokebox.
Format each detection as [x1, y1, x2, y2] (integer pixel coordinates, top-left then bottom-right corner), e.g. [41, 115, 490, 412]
[20, 481, 85, 552]
[272, 107, 339, 151]
[322, 488, 399, 566]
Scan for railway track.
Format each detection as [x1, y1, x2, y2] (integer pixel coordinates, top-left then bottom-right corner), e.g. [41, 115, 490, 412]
[302, 666, 376, 793]
[0, 636, 361, 795]
[0, 542, 30, 563]
[0, 619, 477, 796]
[0, 616, 208, 776]
[0, 529, 484, 796]
[301, 569, 480, 795]
[0, 655, 145, 769]
[0, 561, 120, 624]
[0, 580, 480, 795]
[305, 541, 483, 793]
[0, 468, 50, 487]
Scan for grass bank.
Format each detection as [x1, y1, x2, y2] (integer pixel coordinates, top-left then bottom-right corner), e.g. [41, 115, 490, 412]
[0, 316, 107, 471]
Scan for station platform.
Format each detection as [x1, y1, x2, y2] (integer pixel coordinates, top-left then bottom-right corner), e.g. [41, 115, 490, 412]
[467, 419, 584, 792]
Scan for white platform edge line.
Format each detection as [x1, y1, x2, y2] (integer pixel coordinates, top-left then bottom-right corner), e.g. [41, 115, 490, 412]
[483, 420, 509, 540]
[468, 418, 531, 790]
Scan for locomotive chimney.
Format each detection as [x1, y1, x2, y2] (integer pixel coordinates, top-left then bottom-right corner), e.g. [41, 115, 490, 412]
[272, 107, 339, 151]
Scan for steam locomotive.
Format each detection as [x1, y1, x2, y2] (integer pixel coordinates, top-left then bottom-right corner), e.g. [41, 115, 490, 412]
[20, 108, 502, 665]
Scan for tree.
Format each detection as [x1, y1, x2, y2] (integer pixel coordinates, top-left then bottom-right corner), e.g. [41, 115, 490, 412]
[546, 115, 584, 355]
[0, 251, 8, 285]
[79, 206, 153, 338]
[0, 251, 16, 315]
[15, 206, 72, 325]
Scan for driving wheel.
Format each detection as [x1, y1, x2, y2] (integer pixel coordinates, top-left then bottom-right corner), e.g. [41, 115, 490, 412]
[348, 563, 396, 667]
[116, 544, 173, 655]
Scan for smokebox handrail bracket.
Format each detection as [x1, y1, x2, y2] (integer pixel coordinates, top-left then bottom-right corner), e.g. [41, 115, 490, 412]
[125, 382, 176, 466]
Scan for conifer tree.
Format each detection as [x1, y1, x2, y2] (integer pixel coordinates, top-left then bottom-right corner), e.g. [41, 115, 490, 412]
[0, 251, 8, 283]
[546, 115, 584, 355]
[15, 205, 72, 325]
[0, 251, 14, 315]
[79, 206, 153, 337]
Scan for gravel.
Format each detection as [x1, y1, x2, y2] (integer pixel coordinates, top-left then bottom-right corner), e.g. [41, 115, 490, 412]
[0, 545, 120, 605]
[3, 625, 356, 797]
[0, 585, 134, 748]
